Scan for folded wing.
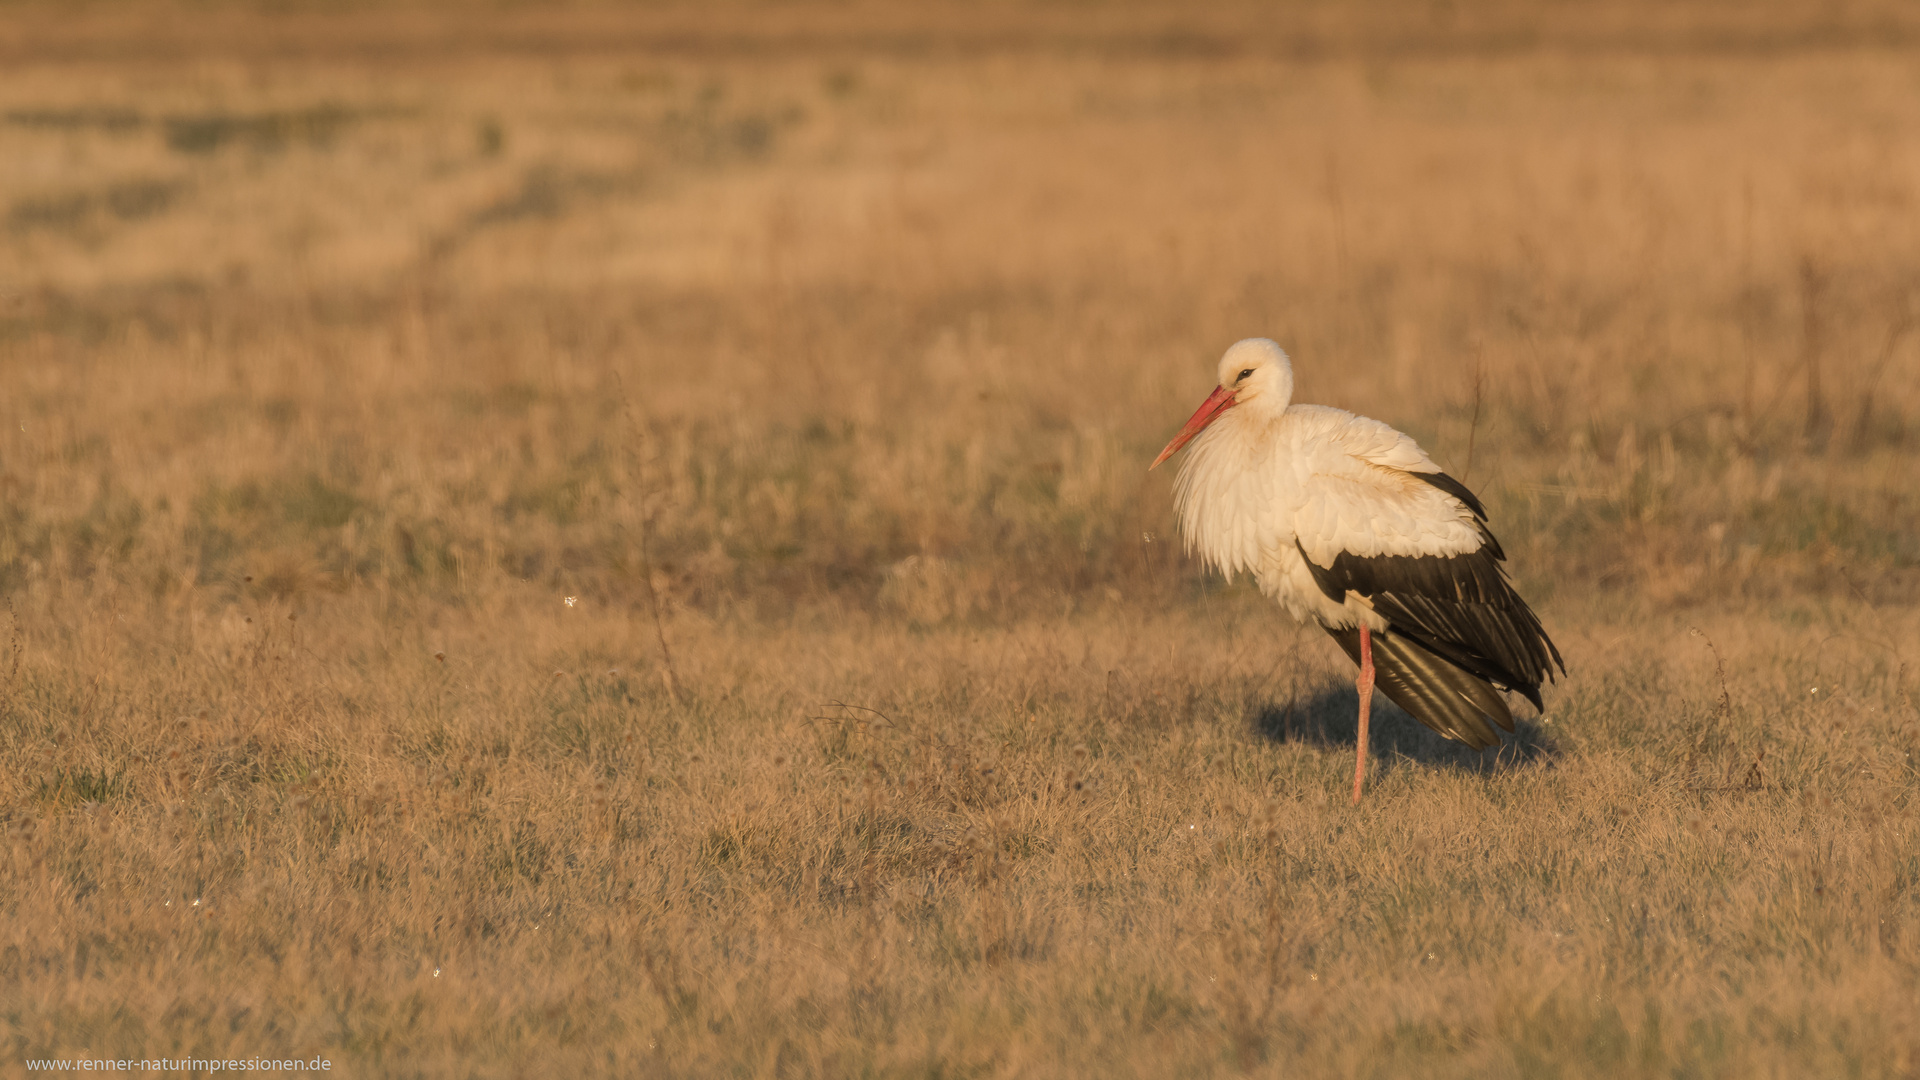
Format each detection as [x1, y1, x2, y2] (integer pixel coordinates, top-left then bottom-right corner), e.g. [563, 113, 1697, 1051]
[1295, 464, 1564, 745]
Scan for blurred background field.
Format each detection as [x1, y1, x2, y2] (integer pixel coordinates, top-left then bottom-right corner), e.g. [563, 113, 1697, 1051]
[1, 2, 1917, 1077]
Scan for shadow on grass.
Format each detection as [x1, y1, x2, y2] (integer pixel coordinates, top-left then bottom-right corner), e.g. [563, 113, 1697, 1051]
[1251, 683, 1559, 773]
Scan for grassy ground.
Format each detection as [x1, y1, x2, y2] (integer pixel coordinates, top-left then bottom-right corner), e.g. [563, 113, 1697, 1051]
[2, 2, 1918, 1076]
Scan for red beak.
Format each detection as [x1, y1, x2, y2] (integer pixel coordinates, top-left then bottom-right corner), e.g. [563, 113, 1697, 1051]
[1150, 385, 1237, 470]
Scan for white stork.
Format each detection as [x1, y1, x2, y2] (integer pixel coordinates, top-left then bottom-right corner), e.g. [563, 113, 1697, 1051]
[1151, 338, 1563, 803]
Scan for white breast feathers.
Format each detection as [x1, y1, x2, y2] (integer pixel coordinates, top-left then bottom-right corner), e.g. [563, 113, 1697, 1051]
[1172, 404, 1486, 624]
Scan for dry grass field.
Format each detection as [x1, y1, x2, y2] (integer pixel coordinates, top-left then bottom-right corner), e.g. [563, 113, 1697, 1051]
[3, 2, 1920, 1076]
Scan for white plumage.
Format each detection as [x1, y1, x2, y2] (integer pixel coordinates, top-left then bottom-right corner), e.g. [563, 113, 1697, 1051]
[1153, 338, 1562, 801]
[1175, 401, 1486, 624]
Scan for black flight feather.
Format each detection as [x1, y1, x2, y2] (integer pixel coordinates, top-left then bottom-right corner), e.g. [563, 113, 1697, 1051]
[1410, 469, 1488, 522]
[1297, 470, 1564, 746]
[1322, 624, 1508, 750]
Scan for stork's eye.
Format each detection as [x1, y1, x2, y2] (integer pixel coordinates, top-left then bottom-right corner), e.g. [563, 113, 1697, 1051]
[1237, 368, 1255, 383]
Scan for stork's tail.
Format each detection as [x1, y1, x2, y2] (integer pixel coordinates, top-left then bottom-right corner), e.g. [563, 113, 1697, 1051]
[1321, 624, 1514, 750]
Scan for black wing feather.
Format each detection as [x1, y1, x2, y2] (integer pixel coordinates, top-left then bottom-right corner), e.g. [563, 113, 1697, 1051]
[1324, 624, 1509, 749]
[1298, 470, 1564, 744]
[1409, 469, 1489, 524]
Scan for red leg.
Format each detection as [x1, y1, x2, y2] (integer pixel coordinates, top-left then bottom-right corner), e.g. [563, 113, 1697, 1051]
[1352, 624, 1375, 805]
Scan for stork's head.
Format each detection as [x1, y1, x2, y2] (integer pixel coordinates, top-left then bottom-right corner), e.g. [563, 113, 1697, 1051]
[1150, 338, 1294, 470]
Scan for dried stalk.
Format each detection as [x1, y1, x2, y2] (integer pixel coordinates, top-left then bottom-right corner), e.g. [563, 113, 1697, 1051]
[617, 376, 682, 706]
